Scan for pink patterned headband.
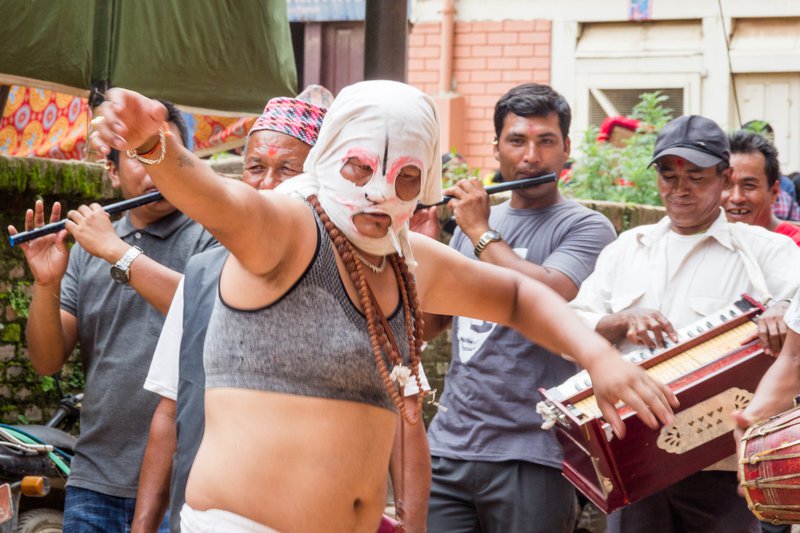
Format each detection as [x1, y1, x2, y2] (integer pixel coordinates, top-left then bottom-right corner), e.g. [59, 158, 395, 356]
[249, 97, 327, 146]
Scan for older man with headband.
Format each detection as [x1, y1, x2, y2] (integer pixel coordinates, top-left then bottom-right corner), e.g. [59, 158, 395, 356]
[131, 85, 399, 533]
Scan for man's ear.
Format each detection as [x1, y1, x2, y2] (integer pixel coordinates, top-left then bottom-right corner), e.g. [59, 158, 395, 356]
[769, 179, 781, 204]
[721, 166, 733, 188]
[106, 159, 121, 188]
[492, 138, 500, 163]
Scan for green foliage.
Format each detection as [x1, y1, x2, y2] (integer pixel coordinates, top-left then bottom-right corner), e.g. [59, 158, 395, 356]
[0, 156, 110, 196]
[442, 150, 480, 190]
[39, 376, 56, 393]
[64, 361, 85, 391]
[16, 414, 28, 424]
[1, 323, 20, 343]
[7, 283, 30, 319]
[562, 91, 674, 206]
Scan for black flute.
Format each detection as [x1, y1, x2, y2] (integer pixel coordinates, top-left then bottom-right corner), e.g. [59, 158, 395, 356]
[8, 191, 164, 247]
[415, 172, 557, 211]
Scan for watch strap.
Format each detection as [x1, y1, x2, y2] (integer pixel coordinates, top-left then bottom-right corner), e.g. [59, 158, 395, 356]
[474, 230, 502, 259]
[111, 246, 143, 283]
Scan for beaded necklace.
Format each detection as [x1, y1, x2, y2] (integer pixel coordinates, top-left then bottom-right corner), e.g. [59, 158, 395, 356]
[309, 196, 425, 424]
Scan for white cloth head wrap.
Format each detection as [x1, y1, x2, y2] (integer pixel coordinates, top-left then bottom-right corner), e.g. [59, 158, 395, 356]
[276, 80, 442, 270]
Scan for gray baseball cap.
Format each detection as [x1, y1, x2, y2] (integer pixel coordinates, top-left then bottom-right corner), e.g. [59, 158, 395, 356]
[649, 115, 730, 168]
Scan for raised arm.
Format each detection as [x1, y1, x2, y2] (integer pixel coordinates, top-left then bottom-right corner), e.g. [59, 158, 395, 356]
[445, 178, 579, 299]
[62, 203, 182, 314]
[8, 201, 77, 375]
[90, 89, 309, 276]
[411, 233, 678, 437]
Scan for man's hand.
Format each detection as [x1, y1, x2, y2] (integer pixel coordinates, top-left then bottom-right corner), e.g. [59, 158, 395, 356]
[89, 88, 167, 158]
[444, 178, 491, 243]
[65, 204, 130, 264]
[597, 308, 679, 349]
[409, 207, 441, 241]
[8, 200, 69, 286]
[586, 351, 678, 439]
[755, 301, 790, 357]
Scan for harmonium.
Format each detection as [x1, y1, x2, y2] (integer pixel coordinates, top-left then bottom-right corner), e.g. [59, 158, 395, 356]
[537, 294, 773, 513]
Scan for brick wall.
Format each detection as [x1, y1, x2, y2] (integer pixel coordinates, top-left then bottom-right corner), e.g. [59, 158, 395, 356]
[408, 19, 552, 174]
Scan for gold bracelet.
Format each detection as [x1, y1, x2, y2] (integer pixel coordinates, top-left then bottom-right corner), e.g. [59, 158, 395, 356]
[126, 124, 167, 165]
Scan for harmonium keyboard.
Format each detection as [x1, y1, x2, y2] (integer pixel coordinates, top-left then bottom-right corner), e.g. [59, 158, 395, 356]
[537, 294, 773, 513]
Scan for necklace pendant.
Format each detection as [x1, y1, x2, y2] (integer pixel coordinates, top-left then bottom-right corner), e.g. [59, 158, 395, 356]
[355, 251, 387, 274]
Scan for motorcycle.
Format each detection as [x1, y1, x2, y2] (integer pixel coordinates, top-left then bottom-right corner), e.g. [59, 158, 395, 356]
[0, 393, 81, 533]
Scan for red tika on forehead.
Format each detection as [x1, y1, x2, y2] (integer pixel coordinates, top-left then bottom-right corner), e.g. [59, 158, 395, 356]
[249, 97, 327, 146]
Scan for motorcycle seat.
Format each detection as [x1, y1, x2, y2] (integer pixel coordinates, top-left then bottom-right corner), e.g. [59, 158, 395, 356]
[8, 425, 77, 454]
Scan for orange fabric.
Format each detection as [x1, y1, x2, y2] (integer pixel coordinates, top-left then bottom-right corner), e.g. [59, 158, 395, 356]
[1, 84, 256, 160]
[0, 85, 89, 159]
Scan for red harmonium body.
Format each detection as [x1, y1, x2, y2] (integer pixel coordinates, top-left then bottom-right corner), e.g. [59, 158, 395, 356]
[537, 295, 773, 513]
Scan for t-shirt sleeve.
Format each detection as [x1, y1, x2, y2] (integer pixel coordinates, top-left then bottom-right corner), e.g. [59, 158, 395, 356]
[144, 277, 185, 401]
[60, 245, 83, 317]
[542, 211, 617, 287]
[786, 289, 800, 335]
[195, 230, 220, 255]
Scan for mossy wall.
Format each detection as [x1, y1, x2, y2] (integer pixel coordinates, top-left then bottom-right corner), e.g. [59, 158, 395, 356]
[0, 156, 115, 423]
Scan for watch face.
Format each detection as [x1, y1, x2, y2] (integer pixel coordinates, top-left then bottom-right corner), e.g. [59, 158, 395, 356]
[110, 266, 129, 284]
[487, 230, 502, 240]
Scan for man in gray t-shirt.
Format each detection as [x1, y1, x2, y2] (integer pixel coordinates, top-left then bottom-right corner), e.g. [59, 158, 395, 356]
[10, 102, 216, 532]
[426, 84, 616, 533]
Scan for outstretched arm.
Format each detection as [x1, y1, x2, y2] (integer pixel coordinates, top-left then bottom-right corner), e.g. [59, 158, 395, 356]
[411, 234, 678, 438]
[89, 89, 309, 277]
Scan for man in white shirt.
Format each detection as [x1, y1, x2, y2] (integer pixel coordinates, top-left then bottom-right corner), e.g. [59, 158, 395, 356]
[570, 115, 800, 533]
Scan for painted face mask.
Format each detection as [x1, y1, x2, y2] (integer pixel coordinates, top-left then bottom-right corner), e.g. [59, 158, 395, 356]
[276, 80, 442, 268]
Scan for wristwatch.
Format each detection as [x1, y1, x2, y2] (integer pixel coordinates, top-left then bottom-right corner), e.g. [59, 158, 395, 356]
[110, 246, 143, 284]
[474, 230, 503, 259]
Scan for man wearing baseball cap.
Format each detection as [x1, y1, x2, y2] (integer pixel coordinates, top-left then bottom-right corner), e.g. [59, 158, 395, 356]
[570, 115, 800, 532]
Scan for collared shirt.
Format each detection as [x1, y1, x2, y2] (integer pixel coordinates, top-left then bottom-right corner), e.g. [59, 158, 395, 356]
[60, 210, 217, 498]
[773, 189, 800, 221]
[787, 289, 800, 335]
[571, 208, 800, 354]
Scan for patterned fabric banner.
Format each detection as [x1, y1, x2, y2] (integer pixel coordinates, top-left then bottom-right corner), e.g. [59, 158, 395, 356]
[192, 114, 256, 158]
[0, 85, 89, 160]
[0, 85, 255, 160]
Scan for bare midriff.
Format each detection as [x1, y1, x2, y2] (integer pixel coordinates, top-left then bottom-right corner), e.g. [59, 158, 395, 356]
[185, 388, 397, 533]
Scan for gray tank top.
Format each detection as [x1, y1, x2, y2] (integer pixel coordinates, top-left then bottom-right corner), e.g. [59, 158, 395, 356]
[203, 207, 410, 411]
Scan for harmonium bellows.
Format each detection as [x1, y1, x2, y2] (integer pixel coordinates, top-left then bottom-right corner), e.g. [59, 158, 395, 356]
[537, 294, 772, 514]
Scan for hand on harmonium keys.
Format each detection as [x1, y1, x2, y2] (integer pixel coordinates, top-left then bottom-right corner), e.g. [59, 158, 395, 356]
[752, 301, 790, 357]
[620, 307, 680, 349]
